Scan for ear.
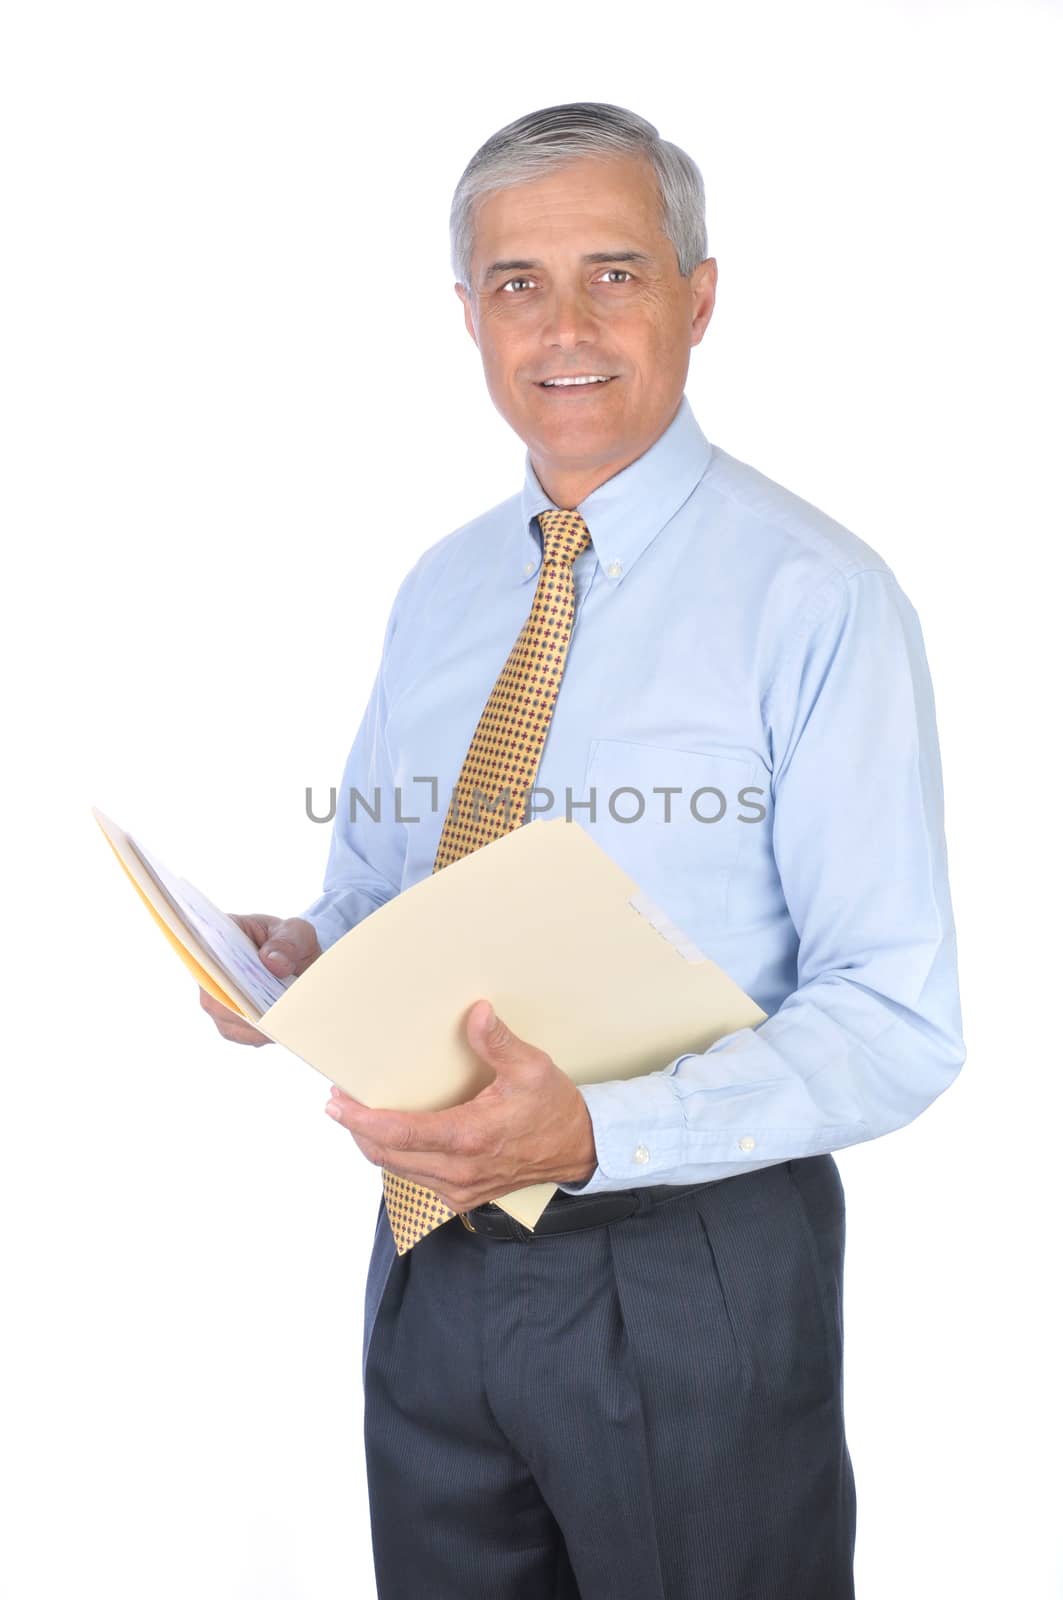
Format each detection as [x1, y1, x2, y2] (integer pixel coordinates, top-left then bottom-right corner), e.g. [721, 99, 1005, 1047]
[454, 281, 479, 349]
[689, 258, 718, 348]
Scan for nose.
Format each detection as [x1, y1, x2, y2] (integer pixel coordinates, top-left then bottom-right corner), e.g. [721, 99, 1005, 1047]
[540, 284, 600, 350]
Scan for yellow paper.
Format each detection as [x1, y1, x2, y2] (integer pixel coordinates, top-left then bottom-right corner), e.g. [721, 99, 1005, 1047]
[93, 809, 252, 1019]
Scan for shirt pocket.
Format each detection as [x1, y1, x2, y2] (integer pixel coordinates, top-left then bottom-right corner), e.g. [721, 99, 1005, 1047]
[579, 738, 761, 940]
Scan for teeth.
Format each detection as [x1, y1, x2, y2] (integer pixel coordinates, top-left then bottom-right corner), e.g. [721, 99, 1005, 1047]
[543, 375, 610, 387]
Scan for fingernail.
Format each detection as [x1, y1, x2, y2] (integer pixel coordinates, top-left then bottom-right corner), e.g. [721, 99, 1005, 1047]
[325, 1103, 342, 1120]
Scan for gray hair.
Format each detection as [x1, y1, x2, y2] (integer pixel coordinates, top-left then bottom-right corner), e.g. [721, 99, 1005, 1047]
[449, 102, 708, 291]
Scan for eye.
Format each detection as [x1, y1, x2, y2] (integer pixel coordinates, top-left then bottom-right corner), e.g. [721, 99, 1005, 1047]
[499, 268, 635, 294]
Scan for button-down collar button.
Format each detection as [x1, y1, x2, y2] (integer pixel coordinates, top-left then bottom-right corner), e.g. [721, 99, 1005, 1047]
[738, 1136, 756, 1152]
[606, 560, 623, 579]
[524, 561, 536, 577]
[633, 1142, 650, 1165]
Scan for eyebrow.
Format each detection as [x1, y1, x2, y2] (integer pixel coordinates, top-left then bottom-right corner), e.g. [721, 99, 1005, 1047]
[480, 250, 652, 285]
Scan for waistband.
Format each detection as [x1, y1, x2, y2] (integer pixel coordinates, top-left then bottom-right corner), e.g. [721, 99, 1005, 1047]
[458, 1178, 717, 1241]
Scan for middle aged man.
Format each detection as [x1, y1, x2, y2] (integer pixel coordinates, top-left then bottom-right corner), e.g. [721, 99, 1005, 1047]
[202, 102, 965, 1600]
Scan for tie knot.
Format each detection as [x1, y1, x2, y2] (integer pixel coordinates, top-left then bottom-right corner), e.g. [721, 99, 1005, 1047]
[537, 508, 592, 567]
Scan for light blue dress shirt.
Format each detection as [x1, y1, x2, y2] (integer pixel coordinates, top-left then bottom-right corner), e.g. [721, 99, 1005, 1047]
[300, 394, 965, 1195]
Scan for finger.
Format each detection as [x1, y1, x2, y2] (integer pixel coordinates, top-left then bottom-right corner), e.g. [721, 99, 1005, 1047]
[341, 1128, 450, 1192]
[199, 988, 268, 1044]
[382, 1164, 482, 1212]
[381, 1158, 464, 1199]
[260, 944, 296, 978]
[200, 993, 253, 1026]
[224, 915, 320, 978]
[229, 914, 276, 947]
[327, 1111, 456, 1186]
[198, 986, 253, 1026]
[259, 918, 320, 978]
[329, 1084, 361, 1104]
[218, 1020, 270, 1045]
[333, 1101, 469, 1155]
[465, 1000, 541, 1071]
[348, 1131, 389, 1167]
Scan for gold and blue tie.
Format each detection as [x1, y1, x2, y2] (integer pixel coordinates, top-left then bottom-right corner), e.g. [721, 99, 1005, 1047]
[380, 508, 593, 1253]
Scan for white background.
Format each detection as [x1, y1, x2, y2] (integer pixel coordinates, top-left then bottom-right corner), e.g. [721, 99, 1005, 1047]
[2, 1, 1060, 1595]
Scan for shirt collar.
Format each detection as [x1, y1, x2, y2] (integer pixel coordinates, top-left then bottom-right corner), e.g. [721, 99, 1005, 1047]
[515, 392, 714, 586]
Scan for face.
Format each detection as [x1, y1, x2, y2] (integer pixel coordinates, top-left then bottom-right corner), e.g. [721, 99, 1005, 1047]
[455, 152, 717, 507]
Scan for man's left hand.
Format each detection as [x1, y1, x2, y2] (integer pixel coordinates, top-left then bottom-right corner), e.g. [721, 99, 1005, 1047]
[323, 1001, 597, 1209]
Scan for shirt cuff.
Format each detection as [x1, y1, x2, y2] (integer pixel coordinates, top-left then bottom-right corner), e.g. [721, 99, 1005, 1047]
[554, 1074, 686, 1195]
[297, 907, 347, 958]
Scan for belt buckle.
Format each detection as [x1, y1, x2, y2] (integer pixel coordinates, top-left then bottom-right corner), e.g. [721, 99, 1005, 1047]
[458, 1211, 477, 1233]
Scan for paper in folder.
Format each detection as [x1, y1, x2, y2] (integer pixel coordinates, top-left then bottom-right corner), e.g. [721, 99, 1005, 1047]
[93, 808, 767, 1230]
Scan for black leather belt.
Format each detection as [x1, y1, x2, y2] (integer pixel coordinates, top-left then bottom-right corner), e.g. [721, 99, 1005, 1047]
[458, 1179, 715, 1240]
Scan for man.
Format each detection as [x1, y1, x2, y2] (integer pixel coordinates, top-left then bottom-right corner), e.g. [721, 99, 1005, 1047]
[202, 102, 965, 1598]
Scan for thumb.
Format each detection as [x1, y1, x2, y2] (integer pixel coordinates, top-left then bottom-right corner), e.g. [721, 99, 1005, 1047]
[467, 1000, 524, 1064]
[260, 918, 320, 978]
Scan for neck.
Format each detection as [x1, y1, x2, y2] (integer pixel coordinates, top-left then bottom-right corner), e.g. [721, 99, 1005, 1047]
[531, 451, 638, 510]
[530, 403, 680, 508]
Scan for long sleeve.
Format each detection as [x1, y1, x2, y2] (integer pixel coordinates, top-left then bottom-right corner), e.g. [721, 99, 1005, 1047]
[298, 573, 413, 955]
[558, 564, 966, 1194]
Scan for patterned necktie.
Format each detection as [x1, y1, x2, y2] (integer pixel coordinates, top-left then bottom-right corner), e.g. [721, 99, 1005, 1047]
[380, 508, 593, 1254]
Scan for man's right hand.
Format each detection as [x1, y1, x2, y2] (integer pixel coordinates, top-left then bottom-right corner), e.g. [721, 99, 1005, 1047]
[199, 914, 321, 1046]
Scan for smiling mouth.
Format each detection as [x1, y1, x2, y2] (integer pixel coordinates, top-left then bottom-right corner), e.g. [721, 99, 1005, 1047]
[536, 375, 617, 390]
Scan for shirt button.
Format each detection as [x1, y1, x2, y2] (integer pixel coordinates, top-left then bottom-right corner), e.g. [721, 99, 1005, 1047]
[738, 1136, 756, 1152]
[524, 561, 536, 577]
[633, 1143, 650, 1165]
[606, 560, 623, 578]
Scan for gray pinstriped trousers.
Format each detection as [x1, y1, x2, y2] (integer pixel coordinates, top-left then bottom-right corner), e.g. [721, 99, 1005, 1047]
[363, 1154, 857, 1598]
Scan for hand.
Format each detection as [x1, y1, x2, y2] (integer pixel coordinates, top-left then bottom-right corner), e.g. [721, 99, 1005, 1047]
[199, 913, 321, 1046]
[323, 1000, 598, 1208]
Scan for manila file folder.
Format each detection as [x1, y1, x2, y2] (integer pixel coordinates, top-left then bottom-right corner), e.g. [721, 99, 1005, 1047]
[94, 810, 766, 1231]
